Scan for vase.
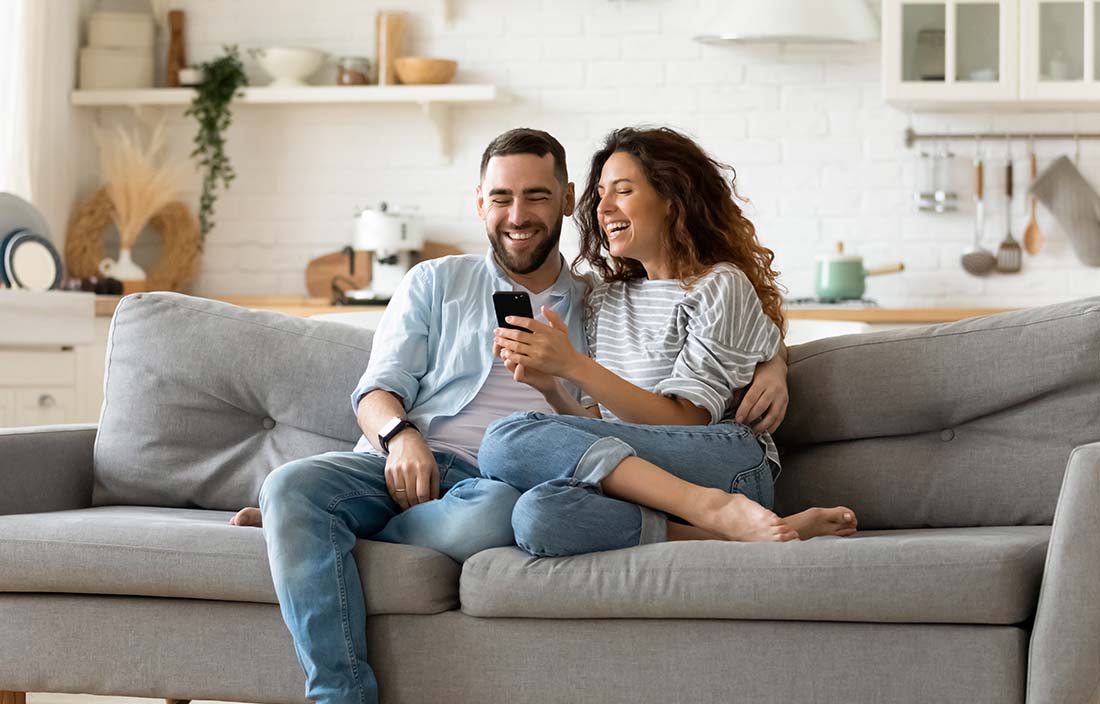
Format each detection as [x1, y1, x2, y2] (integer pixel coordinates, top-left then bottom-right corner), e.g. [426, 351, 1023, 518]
[99, 247, 147, 294]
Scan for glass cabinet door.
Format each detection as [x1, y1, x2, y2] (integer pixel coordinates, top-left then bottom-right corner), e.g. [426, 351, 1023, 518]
[886, 0, 1016, 104]
[1020, 0, 1100, 99]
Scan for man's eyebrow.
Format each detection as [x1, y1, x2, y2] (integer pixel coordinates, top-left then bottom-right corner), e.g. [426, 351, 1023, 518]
[487, 187, 553, 196]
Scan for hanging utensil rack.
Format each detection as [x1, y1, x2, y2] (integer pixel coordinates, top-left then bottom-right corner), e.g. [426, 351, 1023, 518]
[905, 127, 1100, 148]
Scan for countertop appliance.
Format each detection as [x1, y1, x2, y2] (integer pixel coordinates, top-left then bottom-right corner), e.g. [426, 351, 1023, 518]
[342, 202, 424, 304]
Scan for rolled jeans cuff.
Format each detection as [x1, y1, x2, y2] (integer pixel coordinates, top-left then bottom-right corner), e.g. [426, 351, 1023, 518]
[638, 506, 667, 545]
[572, 436, 636, 486]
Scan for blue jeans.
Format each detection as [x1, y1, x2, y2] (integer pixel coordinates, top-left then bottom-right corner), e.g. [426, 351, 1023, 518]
[478, 411, 776, 557]
[258, 450, 519, 704]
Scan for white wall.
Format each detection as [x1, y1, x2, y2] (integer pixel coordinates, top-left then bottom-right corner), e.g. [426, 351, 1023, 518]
[80, 0, 1100, 306]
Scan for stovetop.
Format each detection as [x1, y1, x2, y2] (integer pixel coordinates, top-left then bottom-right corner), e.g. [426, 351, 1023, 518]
[785, 297, 879, 307]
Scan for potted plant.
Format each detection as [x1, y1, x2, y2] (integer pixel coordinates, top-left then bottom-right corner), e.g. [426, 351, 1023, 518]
[184, 45, 248, 243]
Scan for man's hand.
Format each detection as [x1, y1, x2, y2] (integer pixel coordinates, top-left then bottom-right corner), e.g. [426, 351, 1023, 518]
[734, 354, 789, 435]
[383, 431, 439, 509]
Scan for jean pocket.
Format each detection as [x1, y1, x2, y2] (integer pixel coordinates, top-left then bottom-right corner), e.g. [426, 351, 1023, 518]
[730, 458, 775, 511]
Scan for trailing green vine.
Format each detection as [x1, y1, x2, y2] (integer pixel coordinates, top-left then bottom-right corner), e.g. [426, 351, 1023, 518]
[185, 45, 248, 242]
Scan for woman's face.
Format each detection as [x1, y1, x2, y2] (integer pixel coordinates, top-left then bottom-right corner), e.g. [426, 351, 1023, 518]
[596, 151, 671, 273]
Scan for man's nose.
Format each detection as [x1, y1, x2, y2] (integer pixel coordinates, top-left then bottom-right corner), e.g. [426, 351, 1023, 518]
[508, 199, 532, 223]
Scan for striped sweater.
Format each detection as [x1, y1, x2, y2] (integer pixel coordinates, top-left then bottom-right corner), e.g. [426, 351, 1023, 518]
[581, 262, 782, 467]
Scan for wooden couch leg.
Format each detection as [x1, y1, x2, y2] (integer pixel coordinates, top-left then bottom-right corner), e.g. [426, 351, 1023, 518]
[1, 693, 26, 704]
[165, 699, 191, 704]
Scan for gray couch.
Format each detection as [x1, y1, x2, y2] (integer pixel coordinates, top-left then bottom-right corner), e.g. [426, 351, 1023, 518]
[2, 292, 1098, 704]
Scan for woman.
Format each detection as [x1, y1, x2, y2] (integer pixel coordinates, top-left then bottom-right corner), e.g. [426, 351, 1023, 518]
[480, 126, 857, 557]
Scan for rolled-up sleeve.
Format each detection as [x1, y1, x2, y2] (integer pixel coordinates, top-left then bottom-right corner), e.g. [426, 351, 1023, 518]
[652, 269, 780, 423]
[350, 264, 433, 416]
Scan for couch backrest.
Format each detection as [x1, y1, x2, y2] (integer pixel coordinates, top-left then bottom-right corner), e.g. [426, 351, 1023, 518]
[93, 293, 372, 510]
[773, 297, 1100, 529]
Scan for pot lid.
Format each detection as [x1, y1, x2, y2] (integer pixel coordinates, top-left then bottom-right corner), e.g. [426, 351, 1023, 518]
[816, 241, 863, 263]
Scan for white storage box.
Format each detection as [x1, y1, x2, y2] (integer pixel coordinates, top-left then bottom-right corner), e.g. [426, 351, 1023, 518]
[79, 47, 154, 90]
[87, 11, 155, 50]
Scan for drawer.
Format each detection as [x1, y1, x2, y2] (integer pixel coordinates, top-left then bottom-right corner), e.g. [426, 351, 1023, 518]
[13, 387, 76, 426]
[0, 349, 77, 386]
[0, 389, 12, 427]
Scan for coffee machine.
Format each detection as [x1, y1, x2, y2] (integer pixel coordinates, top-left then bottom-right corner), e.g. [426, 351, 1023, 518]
[343, 202, 423, 304]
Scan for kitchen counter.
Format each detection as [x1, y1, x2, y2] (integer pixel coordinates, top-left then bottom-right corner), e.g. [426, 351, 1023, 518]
[94, 295, 1013, 324]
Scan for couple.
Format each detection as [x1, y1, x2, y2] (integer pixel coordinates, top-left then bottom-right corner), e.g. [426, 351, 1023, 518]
[232, 126, 857, 703]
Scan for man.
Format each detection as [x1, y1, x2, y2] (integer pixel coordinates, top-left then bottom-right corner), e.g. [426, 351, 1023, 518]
[250, 127, 790, 704]
[255, 128, 590, 704]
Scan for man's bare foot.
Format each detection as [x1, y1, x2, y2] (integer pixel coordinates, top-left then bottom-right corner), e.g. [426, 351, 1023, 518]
[229, 506, 262, 527]
[784, 506, 857, 539]
[694, 490, 799, 542]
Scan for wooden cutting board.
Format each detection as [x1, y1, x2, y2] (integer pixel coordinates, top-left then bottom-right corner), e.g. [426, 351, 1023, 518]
[304, 240, 466, 298]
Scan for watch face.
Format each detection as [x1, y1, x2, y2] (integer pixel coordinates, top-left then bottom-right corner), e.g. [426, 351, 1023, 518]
[381, 417, 402, 437]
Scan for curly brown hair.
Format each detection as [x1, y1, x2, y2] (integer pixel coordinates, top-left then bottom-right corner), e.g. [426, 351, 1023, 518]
[573, 126, 786, 337]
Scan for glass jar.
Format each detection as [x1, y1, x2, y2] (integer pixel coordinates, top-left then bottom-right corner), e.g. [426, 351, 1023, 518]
[336, 56, 371, 85]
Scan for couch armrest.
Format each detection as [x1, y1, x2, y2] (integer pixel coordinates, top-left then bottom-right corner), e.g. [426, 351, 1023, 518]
[0, 424, 96, 516]
[1027, 441, 1100, 704]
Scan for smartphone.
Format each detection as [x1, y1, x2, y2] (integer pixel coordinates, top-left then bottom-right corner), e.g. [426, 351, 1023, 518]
[493, 291, 534, 333]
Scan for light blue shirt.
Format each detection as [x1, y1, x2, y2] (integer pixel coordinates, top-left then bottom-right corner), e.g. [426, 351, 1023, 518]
[351, 249, 590, 453]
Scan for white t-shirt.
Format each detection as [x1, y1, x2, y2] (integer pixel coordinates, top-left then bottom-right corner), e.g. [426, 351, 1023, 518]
[425, 286, 556, 466]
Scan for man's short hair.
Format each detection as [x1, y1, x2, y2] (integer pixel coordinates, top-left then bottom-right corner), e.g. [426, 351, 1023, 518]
[479, 128, 568, 184]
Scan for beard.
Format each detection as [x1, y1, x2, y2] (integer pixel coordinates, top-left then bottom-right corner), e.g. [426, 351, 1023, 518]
[487, 214, 563, 275]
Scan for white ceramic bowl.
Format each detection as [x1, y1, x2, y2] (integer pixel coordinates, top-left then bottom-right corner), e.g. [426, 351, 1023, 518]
[252, 47, 326, 87]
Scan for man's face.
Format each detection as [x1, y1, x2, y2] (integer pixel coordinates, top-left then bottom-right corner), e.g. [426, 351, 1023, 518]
[477, 153, 575, 276]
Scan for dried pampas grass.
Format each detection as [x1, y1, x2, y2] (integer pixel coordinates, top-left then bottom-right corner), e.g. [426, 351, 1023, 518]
[95, 120, 191, 250]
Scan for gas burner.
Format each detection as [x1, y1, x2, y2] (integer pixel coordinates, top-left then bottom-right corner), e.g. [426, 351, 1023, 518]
[785, 297, 879, 307]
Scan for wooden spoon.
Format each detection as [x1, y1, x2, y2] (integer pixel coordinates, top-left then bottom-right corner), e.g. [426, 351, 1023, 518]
[1023, 150, 1043, 255]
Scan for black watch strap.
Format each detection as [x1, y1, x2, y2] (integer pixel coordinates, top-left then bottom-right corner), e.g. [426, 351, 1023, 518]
[379, 419, 419, 454]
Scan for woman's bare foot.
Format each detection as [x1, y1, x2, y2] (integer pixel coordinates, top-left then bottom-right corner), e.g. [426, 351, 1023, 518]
[784, 506, 857, 539]
[229, 506, 262, 527]
[693, 490, 799, 542]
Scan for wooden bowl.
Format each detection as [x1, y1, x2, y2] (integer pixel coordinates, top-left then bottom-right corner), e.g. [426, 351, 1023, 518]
[394, 57, 458, 85]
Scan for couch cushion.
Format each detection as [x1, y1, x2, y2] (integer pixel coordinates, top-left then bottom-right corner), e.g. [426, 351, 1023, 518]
[460, 527, 1049, 625]
[0, 506, 459, 615]
[774, 297, 1100, 529]
[94, 293, 372, 510]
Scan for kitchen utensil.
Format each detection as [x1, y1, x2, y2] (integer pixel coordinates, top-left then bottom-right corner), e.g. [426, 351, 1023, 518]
[914, 144, 957, 213]
[996, 151, 1022, 273]
[1022, 148, 1043, 255]
[1, 230, 63, 291]
[394, 57, 458, 85]
[814, 241, 904, 300]
[165, 10, 186, 87]
[1029, 155, 1100, 266]
[376, 11, 407, 86]
[961, 155, 996, 275]
[251, 47, 326, 87]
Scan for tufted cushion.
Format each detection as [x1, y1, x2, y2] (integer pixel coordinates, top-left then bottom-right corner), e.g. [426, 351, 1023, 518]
[93, 293, 372, 510]
[774, 296, 1100, 529]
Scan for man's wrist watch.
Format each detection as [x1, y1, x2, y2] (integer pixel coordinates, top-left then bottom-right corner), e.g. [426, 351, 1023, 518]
[378, 417, 419, 454]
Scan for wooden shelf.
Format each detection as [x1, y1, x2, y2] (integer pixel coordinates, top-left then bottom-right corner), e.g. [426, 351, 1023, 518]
[71, 84, 502, 161]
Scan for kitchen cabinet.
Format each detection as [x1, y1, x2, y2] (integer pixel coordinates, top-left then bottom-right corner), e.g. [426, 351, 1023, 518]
[1019, 0, 1100, 100]
[883, 0, 1018, 105]
[883, 0, 1100, 108]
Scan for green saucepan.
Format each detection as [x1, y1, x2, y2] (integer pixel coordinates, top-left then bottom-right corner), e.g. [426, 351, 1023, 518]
[814, 241, 905, 300]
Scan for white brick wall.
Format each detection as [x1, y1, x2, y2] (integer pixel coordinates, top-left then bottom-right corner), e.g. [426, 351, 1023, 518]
[108, 0, 1100, 306]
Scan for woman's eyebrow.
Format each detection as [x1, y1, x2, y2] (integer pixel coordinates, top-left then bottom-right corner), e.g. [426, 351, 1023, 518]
[600, 178, 634, 188]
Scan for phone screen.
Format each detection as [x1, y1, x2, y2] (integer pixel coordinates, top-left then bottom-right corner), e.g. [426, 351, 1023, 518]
[493, 291, 534, 332]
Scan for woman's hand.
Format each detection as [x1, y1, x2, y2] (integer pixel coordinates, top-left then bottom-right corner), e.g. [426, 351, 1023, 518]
[500, 349, 560, 394]
[733, 354, 789, 435]
[494, 306, 585, 381]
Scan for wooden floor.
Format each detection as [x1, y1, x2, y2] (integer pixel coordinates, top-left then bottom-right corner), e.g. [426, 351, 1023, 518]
[28, 695, 260, 704]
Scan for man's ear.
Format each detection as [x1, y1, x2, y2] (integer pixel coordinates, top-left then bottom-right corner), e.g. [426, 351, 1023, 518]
[476, 184, 487, 220]
[563, 182, 576, 217]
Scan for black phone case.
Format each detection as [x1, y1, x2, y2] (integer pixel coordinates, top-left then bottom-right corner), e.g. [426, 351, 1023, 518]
[493, 291, 534, 332]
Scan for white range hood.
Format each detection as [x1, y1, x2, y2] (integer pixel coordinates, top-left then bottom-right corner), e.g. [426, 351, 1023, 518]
[695, 0, 878, 45]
